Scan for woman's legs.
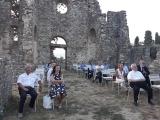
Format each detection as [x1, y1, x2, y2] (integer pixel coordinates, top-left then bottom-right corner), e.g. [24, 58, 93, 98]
[56, 94, 61, 104]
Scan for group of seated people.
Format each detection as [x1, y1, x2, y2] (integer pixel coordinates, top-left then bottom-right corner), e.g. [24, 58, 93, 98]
[80, 60, 109, 79]
[16, 59, 154, 118]
[80, 59, 154, 106]
[17, 60, 67, 118]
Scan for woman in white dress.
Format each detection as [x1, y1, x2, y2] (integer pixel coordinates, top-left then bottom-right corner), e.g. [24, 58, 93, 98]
[115, 63, 128, 94]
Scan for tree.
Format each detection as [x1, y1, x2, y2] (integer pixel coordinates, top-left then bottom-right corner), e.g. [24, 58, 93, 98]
[134, 36, 139, 46]
[155, 32, 160, 44]
[144, 30, 153, 45]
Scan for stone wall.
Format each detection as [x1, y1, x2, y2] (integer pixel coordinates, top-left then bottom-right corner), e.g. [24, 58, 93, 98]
[106, 11, 130, 68]
[0, 58, 12, 107]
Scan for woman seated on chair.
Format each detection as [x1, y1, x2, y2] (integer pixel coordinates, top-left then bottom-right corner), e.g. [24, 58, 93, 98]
[50, 65, 67, 109]
[115, 63, 128, 95]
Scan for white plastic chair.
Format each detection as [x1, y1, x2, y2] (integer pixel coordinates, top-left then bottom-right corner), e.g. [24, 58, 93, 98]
[149, 74, 160, 99]
[102, 70, 112, 87]
[52, 96, 68, 110]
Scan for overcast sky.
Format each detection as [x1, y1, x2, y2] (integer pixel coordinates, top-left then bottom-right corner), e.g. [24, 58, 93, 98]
[98, 0, 160, 43]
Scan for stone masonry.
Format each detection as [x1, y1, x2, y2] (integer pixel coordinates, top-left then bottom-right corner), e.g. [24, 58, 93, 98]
[0, 0, 152, 107]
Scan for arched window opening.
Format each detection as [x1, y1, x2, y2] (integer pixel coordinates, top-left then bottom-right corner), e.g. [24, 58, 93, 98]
[89, 28, 96, 43]
[51, 37, 66, 45]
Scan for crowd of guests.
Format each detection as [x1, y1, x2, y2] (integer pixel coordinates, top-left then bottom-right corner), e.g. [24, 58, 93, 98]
[80, 59, 154, 106]
[16, 59, 155, 118]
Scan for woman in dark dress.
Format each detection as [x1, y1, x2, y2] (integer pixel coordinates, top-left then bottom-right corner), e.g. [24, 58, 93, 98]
[50, 65, 67, 109]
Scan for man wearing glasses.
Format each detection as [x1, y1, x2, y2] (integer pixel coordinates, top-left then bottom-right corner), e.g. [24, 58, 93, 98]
[137, 60, 151, 87]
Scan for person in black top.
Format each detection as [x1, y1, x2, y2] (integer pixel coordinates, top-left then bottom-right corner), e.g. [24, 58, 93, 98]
[137, 60, 152, 87]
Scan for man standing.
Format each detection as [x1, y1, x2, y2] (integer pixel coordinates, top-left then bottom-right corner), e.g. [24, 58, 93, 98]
[17, 64, 42, 118]
[127, 64, 154, 106]
[137, 60, 151, 86]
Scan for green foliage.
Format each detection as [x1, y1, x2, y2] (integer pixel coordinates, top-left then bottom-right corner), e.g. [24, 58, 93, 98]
[134, 36, 139, 46]
[155, 32, 159, 44]
[150, 46, 157, 60]
[144, 30, 153, 45]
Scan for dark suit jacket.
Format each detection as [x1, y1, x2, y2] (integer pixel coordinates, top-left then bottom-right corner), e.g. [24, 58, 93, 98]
[137, 65, 150, 77]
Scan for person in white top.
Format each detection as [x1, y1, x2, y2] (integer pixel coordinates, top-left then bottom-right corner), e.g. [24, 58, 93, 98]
[127, 63, 154, 106]
[95, 61, 104, 84]
[115, 63, 128, 94]
[47, 62, 56, 81]
[17, 64, 42, 118]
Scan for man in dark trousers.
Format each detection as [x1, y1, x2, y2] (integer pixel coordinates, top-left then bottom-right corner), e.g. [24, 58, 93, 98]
[128, 63, 154, 106]
[137, 60, 151, 87]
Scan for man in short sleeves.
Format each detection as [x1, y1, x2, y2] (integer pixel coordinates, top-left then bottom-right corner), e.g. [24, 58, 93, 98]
[95, 61, 104, 84]
[17, 64, 42, 118]
[127, 64, 154, 106]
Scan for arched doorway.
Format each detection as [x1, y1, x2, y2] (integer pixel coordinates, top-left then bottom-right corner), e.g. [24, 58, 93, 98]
[50, 37, 67, 69]
[88, 28, 97, 61]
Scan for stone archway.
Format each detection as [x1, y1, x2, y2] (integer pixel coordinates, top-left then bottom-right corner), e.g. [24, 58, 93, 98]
[33, 25, 38, 64]
[50, 37, 67, 69]
[88, 28, 97, 61]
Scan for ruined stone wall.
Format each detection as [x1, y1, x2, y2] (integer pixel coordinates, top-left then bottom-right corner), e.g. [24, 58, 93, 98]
[32, 0, 90, 64]
[0, 58, 12, 107]
[130, 47, 150, 66]
[106, 11, 130, 68]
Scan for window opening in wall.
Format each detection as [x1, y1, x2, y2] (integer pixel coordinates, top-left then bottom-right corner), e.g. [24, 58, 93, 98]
[57, 3, 68, 14]
[11, 0, 20, 19]
[51, 37, 66, 45]
[12, 26, 18, 41]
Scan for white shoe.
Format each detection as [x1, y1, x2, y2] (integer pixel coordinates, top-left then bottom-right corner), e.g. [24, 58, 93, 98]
[18, 112, 23, 118]
[58, 104, 62, 109]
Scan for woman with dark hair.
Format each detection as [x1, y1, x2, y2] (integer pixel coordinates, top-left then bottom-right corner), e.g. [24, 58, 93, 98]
[49, 65, 67, 109]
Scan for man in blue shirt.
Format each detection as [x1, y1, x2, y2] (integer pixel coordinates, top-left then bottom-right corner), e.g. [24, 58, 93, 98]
[80, 61, 86, 71]
[103, 61, 109, 70]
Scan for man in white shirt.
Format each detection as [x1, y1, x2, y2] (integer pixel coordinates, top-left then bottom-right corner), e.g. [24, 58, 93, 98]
[17, 64, 42, 118]
[47, 62, 56, 81]
[95, 61, 104, 84]
[127, 63, 154, 106]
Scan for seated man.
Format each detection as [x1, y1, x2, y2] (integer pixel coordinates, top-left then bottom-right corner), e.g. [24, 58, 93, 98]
[87, 61, 95, 79]
[137, 60, 152, 87]
[120, 60, 129, 74]
[103, 60, 109, 77]
[17, 64, 42, 118]
[103, 60, 109, 70]
[127, 63, 154, 106]
[95, 61, 104, 84]
[80, 61, 86, 71]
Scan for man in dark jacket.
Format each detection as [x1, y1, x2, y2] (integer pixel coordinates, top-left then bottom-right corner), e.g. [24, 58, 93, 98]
[137, 60, 151, 86]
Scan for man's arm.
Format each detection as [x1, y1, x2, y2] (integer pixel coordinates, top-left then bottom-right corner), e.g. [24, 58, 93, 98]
[17, 75, 28, 91]
[17, 83, 29, 91]
[38, 80, 42, 92]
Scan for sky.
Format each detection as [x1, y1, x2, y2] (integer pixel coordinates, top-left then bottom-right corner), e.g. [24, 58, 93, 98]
[54, 0, 160, 58]
[98, 0, 160, 44]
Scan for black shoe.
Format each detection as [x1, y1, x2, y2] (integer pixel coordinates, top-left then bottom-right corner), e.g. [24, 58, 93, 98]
[148, 101, 155, 105]
[134, 101, 138, 106]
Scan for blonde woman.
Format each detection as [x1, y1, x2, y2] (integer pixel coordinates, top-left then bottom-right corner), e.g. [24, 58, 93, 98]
[115, 63, 128, 94]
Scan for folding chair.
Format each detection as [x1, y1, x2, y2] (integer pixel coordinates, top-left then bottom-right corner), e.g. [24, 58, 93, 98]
[149, 74, 160, 99]
[102, 70, 112, 87]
